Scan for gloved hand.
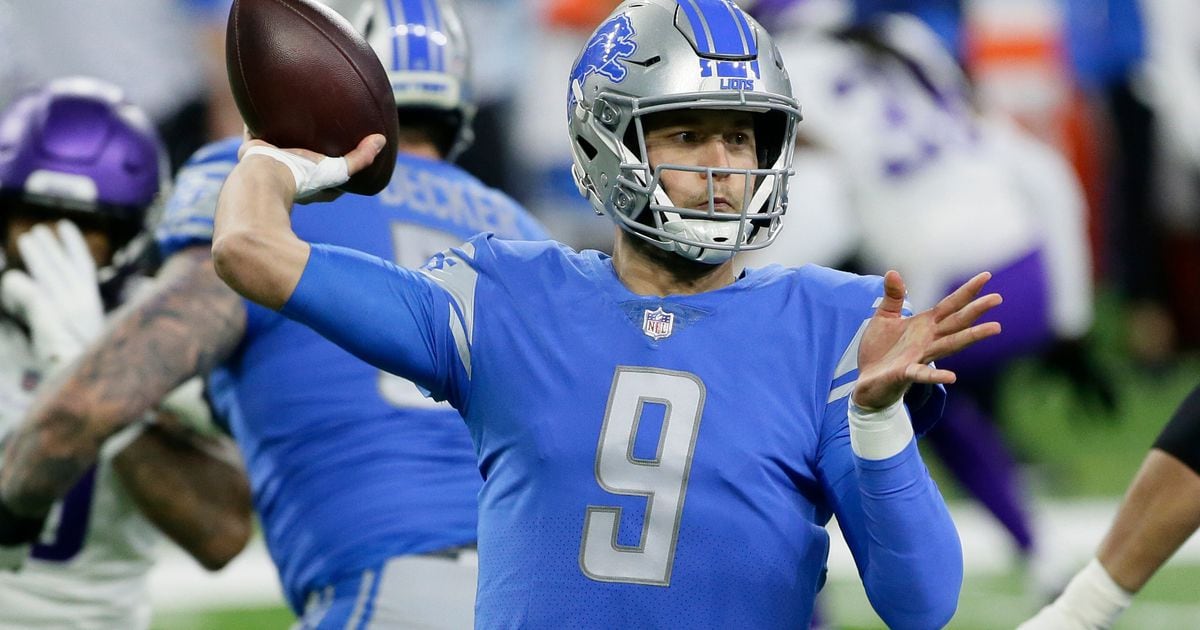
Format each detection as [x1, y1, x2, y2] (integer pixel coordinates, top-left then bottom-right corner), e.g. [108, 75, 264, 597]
[1040, 336, 1120, 422]
[0, 220, 106, 369]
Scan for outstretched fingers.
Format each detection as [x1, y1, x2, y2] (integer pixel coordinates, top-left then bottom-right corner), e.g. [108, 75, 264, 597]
[925, 321, 1002, 361]
[903, 362, 958, 385]
[932, 271, 992, 321]
[936, 292, 1002, 336]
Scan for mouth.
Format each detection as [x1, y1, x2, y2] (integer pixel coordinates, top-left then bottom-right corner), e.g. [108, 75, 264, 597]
[693, 197, 736, 214]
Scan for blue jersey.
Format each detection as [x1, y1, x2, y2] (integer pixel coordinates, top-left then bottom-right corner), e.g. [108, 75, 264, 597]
[283, 235, 962, 629]
[156, 138, 548, 611]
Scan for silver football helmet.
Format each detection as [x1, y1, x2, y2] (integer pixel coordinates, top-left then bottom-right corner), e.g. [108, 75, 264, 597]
[322, 0, 476, 160]
[567, 0, 802, 264]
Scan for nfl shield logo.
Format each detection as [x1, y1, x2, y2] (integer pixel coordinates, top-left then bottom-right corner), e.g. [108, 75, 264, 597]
[642, 307, 675, 340]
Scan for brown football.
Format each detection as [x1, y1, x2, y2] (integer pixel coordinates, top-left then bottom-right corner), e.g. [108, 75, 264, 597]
[225, 0, 399, 195]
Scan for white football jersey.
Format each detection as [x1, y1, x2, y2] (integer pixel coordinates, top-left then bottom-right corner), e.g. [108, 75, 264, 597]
[0, 318, 161, 630]
[752, 19, 1092, 333]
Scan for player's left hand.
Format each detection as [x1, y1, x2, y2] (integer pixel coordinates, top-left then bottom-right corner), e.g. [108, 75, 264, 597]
[0, 220, 105, 368]
[853, 270, 1001, 410]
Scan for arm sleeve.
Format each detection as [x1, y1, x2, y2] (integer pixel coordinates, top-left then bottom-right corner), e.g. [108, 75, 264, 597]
[280, 242, 470, 407]
[1153, 383, 1200, 475]
[817, 396, 963, 630]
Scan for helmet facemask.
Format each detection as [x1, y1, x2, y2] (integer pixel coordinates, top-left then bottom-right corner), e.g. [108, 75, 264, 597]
[576, 90, 799, 264]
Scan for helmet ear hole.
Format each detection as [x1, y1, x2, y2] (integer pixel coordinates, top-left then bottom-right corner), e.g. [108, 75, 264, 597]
[576, 136, 599, 161]
[754, 110, 789, 168]
[621, 125, 642, 160]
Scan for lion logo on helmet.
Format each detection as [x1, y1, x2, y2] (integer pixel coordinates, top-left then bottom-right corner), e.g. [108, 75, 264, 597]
[569, 13, 638, 109]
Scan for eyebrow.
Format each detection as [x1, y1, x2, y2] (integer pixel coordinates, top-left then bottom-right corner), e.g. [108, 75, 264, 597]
[649, 114, 754, 131]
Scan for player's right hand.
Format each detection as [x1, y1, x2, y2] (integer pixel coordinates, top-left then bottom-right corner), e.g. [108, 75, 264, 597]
[237, 134, 386, 203]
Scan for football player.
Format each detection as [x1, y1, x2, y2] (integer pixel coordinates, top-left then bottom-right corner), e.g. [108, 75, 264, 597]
[0, 77, 252, 629]
[0, 1, 547, 627]
[210, 1, 1003, 627]
[1021, 383, 1200, 629]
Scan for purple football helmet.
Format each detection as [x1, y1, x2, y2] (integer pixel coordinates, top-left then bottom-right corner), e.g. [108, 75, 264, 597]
[0, 77, 165, 227]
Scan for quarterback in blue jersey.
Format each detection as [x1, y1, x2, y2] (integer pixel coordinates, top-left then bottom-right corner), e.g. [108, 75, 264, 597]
[213, 1, 1000, 628]
[0, 1, 546, 628]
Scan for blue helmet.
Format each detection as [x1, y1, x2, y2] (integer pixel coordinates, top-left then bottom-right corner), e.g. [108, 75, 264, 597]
[323, 0, 475, 160]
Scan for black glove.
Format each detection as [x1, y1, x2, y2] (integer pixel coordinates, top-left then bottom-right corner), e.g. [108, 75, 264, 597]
[1040, 336, 1120, 421]
[0, 493, 45, 571]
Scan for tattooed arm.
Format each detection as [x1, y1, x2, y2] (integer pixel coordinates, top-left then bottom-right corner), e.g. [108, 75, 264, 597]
[0, 245, 247, 517]
[114, 422, 252, 570]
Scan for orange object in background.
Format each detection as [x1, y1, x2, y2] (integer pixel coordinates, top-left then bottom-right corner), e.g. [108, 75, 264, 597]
[964, 0, 1108, 279]
[545, 0, 620, 30]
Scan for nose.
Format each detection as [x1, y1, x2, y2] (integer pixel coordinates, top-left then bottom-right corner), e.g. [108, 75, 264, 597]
[699, 137, 732, 180]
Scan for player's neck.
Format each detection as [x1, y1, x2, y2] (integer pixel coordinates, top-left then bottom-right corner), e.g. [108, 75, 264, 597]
[612, 229, 736, 296]
[397, 140, 441, 161]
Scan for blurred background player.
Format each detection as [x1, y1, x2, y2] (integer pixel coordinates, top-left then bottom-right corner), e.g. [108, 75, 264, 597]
[1020, 383, 1200, 629]
[0, 77, 252, 629]
[0, 1, 548, 627]
[741, 11, 1113, 595]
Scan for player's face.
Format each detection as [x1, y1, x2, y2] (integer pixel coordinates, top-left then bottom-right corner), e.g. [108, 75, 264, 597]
[3, 204, 115, 269]
[642, 109, 758, 214]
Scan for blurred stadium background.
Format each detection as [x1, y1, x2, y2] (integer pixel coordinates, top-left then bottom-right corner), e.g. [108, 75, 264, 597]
[2, 0, 1198, 628]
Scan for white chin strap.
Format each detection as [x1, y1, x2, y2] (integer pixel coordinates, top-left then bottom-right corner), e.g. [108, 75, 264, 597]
[662, 218, 748, 264]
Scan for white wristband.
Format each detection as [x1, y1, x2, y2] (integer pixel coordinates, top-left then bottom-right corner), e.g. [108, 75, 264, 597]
[848, 397, 914, 460]
[242, 145, 349, 199]
[1050, 559, 1133, 628]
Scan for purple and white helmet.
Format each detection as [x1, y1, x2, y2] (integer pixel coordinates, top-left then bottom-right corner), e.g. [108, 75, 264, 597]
[0, 77, 166, 232]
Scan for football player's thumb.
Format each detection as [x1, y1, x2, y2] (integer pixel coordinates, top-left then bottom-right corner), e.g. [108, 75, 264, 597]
[0, 269, 38, 323]
[877, 270, 906, 316]
[346, 134, 386, 175]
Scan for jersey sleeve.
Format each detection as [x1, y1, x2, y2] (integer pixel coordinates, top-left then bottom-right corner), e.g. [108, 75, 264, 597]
[154, 137, 240, 257]
[280, 237, 491, 410]
[813, 274, 962, 629]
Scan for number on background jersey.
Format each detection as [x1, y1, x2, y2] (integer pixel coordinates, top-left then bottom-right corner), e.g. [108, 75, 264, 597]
[31, 466, 97, 562]
[580, 367, 706, 586]
[378, 222, 461, 409]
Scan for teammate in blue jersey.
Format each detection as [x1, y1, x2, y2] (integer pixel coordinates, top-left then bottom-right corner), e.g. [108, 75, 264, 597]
[0, 1, 546, 628]
[211, 1, 1004, 628]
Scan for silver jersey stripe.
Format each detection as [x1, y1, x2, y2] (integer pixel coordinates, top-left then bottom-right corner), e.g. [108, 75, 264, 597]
[828, 296, 914, 403]
[419, 242, 478, 378]
[343, 568, 376, 630]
